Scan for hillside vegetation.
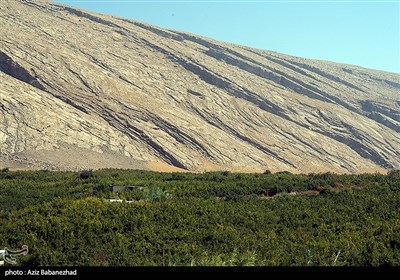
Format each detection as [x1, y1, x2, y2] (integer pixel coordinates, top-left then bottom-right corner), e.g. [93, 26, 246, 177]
[0, 169, 399, 266]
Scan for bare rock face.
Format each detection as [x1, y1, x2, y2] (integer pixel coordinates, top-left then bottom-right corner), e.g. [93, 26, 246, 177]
[0, 0, 399, 173]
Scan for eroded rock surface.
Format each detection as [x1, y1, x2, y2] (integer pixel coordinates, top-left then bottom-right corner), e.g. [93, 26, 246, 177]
[1, 0, 399, 173]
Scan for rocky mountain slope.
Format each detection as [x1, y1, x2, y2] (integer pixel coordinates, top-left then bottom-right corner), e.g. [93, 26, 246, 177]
[1, 0, 399, 173]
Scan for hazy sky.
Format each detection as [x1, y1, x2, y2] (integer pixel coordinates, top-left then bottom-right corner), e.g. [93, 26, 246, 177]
[55, 0, 399, 73]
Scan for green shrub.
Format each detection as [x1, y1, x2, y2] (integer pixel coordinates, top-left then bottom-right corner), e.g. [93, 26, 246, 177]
[79, 170, 95, 180]
[141, 187, 170, 201]
[388, 169, 400, 178]
[187, 250, 258, 266]
[1, 167, 9, 172]
[221, 171, 230, 176]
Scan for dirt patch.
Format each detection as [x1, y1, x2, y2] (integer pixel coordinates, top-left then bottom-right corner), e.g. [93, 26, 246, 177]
[2, 144, 149, 171]
[147, 161, 187, 173]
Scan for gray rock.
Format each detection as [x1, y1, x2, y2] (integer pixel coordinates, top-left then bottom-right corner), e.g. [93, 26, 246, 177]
[0, 0, 399, 173]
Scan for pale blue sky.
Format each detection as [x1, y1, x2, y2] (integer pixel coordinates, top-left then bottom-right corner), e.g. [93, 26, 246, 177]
[55, 1, 400, 73]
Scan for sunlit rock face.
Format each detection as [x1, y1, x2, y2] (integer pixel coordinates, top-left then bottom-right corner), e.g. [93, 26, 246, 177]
[1, 0, 399, 173]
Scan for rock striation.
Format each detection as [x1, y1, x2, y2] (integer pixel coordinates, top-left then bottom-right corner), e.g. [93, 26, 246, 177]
[0, 0, 399, 172]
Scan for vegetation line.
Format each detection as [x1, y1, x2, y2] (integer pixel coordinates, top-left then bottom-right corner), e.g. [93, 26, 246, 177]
[0, 168, 399, 266]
